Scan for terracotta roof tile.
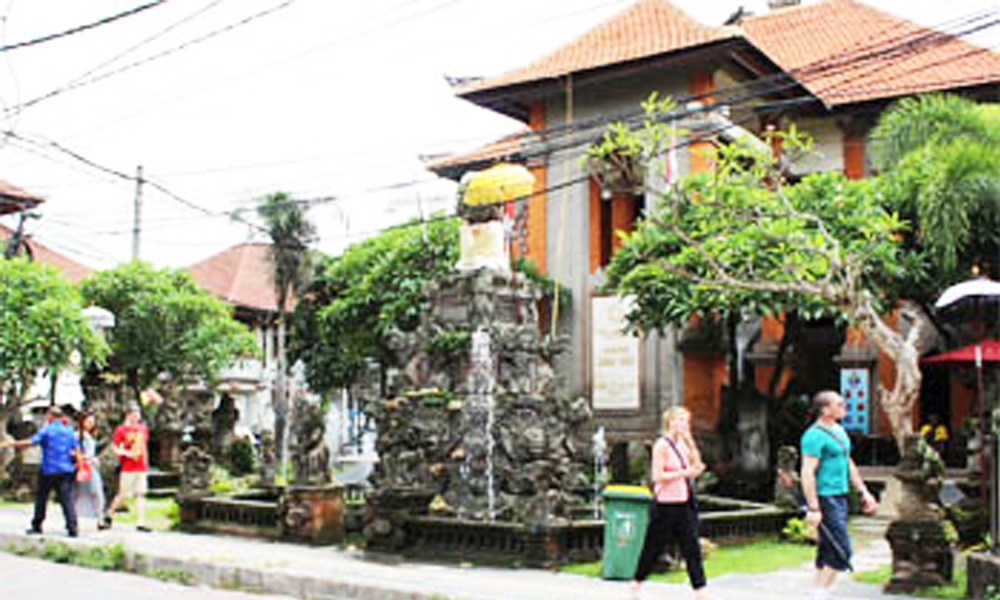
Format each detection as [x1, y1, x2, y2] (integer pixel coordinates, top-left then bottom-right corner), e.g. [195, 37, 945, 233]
[187, 242, 292, 314]
[459, 0, 732, 95]
[741, 0, 1000, 106]
[0, 224, 92, 283]
[0, 180, 43, 215]
[423, 132, 525, 178]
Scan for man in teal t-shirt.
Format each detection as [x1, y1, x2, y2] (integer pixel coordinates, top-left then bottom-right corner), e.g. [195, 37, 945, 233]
[801, 390, 878, 600]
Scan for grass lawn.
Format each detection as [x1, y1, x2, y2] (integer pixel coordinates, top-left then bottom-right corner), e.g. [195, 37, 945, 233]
[0, 496, 178, 532]
[562, 538, 815, 583]
[854, 565, 967, 599]
[109, 497, 178, 531]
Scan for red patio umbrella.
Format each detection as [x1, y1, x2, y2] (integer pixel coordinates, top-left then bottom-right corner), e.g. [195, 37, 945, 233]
[922, 340, 1000, 364]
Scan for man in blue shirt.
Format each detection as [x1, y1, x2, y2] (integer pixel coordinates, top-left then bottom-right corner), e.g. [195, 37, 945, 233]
[801, 390, 879, 600]
[0, 406, 80, 537]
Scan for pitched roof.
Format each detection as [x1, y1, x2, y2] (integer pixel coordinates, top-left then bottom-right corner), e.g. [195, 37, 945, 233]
[741, 0, 1000, 107]
[0, 224, 93, 283]
[187, 242, 292, 314]
[458, 0, 733, 96]
[0, 180, 44, 216]
[458, 0, 1000, 113]
[423, 132, 525, 180]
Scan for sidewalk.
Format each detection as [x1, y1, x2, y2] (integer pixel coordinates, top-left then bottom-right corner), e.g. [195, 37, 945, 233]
[0, 506, 923, 600]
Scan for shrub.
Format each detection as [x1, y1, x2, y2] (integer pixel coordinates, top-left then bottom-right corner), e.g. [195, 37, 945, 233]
[227, 438, 256, 476]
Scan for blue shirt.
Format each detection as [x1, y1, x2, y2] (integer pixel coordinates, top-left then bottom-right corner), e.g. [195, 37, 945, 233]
[30, 420, 79, 476]
[801, 422, 851, 496]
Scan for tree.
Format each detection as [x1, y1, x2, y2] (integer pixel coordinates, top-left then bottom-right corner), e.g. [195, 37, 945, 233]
[0, 258, 107, 476]
[292, 218, 459, 395]
[255, 191, 316, 478]
[605, 120, 932, 449]
[79, 261, 258, 395]
[871, 94, 1000, 287]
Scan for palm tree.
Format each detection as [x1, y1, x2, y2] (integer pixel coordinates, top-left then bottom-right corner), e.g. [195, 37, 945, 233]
[872, 94, 1000, 283]
[256, 191, 316, 482]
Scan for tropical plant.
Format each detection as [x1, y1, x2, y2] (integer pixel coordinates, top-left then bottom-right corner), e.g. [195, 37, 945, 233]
[871, 94, 1000, 288]
[255, 191, 316, 476]
[79, 261, 258, 395]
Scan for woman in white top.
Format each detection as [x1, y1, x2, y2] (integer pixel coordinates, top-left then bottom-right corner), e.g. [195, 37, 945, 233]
[74, 412, 107, 528]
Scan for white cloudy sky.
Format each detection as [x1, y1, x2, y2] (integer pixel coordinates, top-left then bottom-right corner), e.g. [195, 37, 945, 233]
[0, 0, 996, 269]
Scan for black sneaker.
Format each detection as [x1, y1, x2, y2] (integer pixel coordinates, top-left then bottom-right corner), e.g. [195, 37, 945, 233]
[25, 528, 42, 535]
[98, 516, 112, 530]
[136, 526, 152, 533]
[67, 530, 78, 538]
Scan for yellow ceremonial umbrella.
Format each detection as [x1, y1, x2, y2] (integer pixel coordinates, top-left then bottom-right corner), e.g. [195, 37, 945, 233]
[462, 163, 535, 206]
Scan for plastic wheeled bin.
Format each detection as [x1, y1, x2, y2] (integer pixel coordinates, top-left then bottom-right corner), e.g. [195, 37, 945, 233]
[600, 484, 652, 580]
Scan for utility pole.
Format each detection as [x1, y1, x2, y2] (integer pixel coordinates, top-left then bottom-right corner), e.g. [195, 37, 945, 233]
[132, 165, 144, 261]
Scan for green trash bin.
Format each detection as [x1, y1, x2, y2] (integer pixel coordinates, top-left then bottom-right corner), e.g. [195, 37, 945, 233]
[601, 484, 652, 580]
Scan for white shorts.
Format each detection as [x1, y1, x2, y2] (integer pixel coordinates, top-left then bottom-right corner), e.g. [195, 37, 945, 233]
[117, 471, 148, 497]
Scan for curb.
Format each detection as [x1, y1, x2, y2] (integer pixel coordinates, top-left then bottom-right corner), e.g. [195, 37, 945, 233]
[0, 531, 453, 600]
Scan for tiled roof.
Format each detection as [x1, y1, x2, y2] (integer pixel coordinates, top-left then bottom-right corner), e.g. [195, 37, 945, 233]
[741, 0, 1000, 107]
[187, 242, 293, 314]
[0, 180, 43, 216]
[458, 0, 1000, 110]
[458, 0, 733, 95]
[423, 132, 525, 179]
[0, 224, 92, 283]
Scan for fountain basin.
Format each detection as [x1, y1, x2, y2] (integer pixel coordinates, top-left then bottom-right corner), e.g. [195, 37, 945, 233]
[367, 494, 793, 567]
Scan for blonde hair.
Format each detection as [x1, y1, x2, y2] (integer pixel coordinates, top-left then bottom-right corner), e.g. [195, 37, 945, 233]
[662, 407, 703, 465]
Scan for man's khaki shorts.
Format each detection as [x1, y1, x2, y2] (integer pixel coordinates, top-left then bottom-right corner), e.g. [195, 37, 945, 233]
[118, 471, 148, 497]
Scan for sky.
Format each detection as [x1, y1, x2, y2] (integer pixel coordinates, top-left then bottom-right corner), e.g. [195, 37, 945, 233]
[0, 0, 997, 270]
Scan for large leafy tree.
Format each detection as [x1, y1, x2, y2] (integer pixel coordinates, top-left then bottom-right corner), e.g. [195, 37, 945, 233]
[0, 258, 107, 474]
[255, 191, 316, 475]
[606, 125, 932, 449]
[292, 218, 459, 395]
[871, 94, 1000, 288]
[79, 261, 257, 395]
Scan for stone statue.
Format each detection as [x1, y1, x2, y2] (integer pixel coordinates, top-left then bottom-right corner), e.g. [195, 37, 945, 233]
[895, 433, 945, 520]
[210, 394, 239, 460]
[774, 445, 801, 511]
[885, 433, 953, 592]
[180, 445, 213, 497]
[258, 431, 276, 486]
[291, 397, 330, 486]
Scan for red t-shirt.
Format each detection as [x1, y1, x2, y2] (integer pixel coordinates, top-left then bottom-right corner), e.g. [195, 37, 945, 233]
[113, 423, 149, 472]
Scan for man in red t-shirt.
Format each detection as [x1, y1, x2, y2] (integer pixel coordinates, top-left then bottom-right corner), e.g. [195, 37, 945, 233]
[102, 402, 150, 531]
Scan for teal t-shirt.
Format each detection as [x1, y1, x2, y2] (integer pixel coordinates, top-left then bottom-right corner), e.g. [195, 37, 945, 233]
[801, 423, 851, 496]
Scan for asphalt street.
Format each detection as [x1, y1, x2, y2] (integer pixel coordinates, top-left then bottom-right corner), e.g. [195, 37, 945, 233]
[0, 552, 303, 600]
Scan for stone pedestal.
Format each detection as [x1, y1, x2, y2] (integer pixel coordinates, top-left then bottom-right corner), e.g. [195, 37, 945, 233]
[885, 520, 954, 593]
[278, 485, 344, 545]
[967, 551, 1000, 599]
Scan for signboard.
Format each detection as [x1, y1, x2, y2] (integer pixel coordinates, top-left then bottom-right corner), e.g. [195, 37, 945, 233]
[592, 296, 641, 411]
[840, 367, 870, 434]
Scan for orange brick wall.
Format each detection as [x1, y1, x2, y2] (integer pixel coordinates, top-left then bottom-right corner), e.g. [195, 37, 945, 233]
[527, 101, 548, 274]
[843, 134, 865, 180]
[610, 192, 636, 254]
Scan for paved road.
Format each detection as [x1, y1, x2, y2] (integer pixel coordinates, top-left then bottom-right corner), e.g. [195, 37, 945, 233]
[0, 552, 302, 600]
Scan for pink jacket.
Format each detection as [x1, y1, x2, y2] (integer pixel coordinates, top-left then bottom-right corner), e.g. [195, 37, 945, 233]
[652, 436, 692, 503]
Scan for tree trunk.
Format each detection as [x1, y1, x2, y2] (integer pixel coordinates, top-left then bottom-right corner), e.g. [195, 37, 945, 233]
[0, 405, 12, 483]
[273, 317, 288, 482]
[852, 298, 933, 451]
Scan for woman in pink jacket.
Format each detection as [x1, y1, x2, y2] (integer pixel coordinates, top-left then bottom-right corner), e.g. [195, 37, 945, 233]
[629, 407, 712, 600]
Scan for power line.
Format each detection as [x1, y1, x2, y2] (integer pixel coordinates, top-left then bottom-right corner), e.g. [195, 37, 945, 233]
[0, 0, 170, 53]
[3, 0, 299, 116]
[8, 7, 1000, 262]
